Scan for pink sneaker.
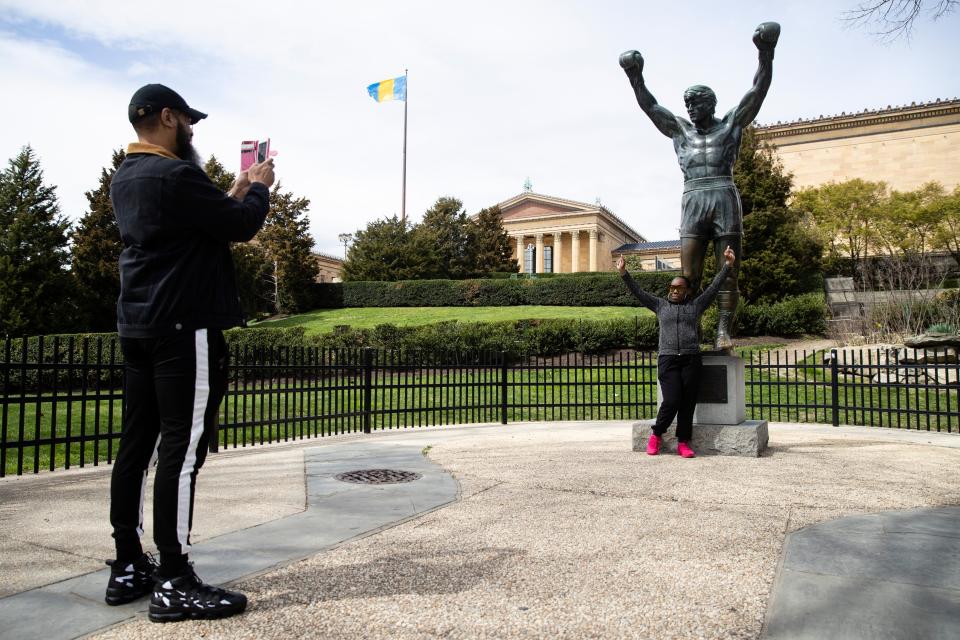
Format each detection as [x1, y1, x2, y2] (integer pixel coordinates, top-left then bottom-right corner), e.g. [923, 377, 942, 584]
[677, 442, 696, 458]
[646, 434, 662, 455]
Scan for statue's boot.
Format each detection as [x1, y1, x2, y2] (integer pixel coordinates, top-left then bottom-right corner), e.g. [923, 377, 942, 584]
[715, 311, 734, 351]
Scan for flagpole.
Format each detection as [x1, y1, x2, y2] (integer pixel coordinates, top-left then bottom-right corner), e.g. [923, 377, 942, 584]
[401, 68, 408, 226]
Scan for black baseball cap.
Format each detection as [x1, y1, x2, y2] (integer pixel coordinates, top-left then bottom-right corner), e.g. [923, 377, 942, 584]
[128, 84, 207, 124]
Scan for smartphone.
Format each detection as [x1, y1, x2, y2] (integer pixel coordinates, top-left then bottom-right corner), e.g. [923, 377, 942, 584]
[240, 140, 258, 172]
[241, 139, 274, 171]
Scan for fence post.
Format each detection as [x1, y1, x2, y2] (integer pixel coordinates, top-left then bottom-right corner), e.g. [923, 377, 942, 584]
[500, 351, 508, 425]
[362, 348, 374, 434]
[830, 348, 839, 427]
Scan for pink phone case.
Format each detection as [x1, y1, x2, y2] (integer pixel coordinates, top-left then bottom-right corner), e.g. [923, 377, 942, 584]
[240, 140, 258, 172]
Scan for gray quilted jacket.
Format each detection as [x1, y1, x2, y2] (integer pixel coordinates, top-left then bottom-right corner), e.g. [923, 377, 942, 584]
[620, 263, 731, 355]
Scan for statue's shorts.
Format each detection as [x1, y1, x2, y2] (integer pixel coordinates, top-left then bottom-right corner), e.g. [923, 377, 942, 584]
[679, 176, 743, 239]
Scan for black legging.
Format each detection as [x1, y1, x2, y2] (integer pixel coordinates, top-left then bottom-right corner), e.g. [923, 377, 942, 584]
[653, 354, 702, 443]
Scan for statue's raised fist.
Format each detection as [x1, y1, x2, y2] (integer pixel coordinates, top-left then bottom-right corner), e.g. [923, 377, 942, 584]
[619, 50, 644, 73]
[752, 22, 780, 50]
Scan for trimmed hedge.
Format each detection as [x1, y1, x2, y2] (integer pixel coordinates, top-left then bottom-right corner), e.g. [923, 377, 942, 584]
[307, 316, 660, 357]
[222, 326, 307, 351]
[309, 272, 676, 309]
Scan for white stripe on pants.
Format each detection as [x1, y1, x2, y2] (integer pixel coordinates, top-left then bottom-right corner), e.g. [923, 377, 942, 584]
[136, 435, 161, 538]
[175, 329, 210, 553]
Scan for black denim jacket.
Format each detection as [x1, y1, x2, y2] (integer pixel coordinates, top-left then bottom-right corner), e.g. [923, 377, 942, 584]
[110, 144, 270, 338]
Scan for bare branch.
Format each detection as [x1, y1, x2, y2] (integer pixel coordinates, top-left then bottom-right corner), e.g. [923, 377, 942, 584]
[842, 0, 957, 41]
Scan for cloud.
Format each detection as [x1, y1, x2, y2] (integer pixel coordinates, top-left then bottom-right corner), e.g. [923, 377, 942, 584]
[0, 32, 132, 220]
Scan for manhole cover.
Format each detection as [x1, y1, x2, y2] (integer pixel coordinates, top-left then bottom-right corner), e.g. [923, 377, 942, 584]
[335, 469, 422, 484]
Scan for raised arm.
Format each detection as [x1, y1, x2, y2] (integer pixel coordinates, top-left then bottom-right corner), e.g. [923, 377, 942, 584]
[732, 22, 779, 128]
[694, 246, 735, 313]
[619, 50, 681, 139]
[617, 256, 662, 312]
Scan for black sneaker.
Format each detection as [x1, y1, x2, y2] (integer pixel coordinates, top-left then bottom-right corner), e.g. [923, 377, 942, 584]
[104, 553, 159, 605]
[148, 568, 247, 623]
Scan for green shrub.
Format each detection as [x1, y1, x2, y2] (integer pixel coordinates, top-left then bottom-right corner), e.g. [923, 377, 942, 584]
[223, 326, 307, 352]
[738, 293, 827, 337]
[0, 333, 121, 391]
[698, 293, 827, 340]
[632, 315, 659, 349]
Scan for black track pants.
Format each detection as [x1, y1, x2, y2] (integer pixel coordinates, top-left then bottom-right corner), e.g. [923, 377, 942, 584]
[653, 354, 702, 443]
[110, 329, 228, 563]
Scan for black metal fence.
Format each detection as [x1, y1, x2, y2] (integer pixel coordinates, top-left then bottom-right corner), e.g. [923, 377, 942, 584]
[2, 336, 957, 476]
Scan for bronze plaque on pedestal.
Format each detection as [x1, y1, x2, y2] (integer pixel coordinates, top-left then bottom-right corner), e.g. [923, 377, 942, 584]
[697, 365, 728, 403]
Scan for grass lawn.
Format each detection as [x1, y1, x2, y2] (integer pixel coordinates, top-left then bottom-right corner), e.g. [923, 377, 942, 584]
[255, 306, 652, 335]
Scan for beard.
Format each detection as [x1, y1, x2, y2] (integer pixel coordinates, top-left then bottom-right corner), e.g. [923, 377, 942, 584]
[174, 121, 202, 166]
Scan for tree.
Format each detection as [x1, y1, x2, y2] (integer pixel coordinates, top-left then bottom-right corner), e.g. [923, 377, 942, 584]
[843, 0, 957, 40]
[0, 146, 72, 336]
[932, 186, 960, 267]
[793, 179, 887, 280]
[733, 126, 793, 217]
[341, 198, 517, 283]
[257, 184, 319, 313]
[231, 243, 274, 316]
[414, 197, 474, 279]
[874, 182, 944, 260]
[342, 215, 435, 282]
[470, 205, 518, 275]
[740, 207, 823, 304]
[71, 149, 125, 331]
[203, 154, 235, 192]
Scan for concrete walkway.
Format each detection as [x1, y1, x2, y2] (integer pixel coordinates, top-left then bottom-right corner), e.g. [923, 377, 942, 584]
[0, 421, 958, 639]
[0, 441, 457, 640]
[765, 507, 960, 639]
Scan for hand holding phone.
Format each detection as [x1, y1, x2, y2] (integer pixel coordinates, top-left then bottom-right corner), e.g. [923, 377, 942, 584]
[248, 158, 276, 188]
[227, 171, 252, 200]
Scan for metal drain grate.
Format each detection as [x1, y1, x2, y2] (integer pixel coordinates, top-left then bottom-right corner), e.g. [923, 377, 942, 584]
[335, 469, 422, 484]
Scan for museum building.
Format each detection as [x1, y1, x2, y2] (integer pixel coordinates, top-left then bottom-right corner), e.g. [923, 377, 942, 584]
[496, 191, 646, 274]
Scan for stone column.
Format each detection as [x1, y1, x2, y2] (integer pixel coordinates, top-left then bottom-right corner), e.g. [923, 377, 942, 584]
[588, 229, 598, 271]
[571, 230, 580, 273]
[552, 232, 563, 274]
[535, 233, 545, 274]
[515, 235, 524, 273]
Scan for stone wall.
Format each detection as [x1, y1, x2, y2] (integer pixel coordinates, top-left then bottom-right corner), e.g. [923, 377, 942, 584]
[756, 99, 960, 192]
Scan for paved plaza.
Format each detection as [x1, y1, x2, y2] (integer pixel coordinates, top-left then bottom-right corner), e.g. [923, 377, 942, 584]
[1, 421, 958, 639]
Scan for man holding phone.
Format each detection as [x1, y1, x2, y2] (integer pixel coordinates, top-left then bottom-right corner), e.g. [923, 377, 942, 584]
[106, 83, 275, 622]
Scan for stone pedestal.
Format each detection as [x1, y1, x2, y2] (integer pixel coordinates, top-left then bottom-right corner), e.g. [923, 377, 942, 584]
[641, 352, 768, 457]
[632, 419, 768, 457]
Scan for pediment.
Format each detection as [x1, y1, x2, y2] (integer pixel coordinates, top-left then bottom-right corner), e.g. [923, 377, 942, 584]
[499, 193, 596, 221]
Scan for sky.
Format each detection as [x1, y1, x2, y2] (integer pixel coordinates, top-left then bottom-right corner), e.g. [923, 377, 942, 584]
[1, 1, 958, 255]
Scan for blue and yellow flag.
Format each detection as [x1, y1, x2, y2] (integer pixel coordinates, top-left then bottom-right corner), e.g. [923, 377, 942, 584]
[367, 75, 407, 102]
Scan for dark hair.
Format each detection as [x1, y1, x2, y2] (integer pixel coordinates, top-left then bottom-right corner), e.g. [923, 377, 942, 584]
[683, 85, 717, 110]
[670, 275, 691, 288]
[132, 112, 162, 134]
